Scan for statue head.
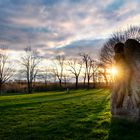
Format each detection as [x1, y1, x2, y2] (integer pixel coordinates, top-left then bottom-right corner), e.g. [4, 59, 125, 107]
[124, 39, 140, 65]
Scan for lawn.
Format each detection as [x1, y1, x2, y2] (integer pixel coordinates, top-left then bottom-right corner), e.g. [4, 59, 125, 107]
[0, 89, 140, 140]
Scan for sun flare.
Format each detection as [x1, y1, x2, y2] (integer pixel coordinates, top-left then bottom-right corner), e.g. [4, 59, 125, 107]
[111, 67, 118, 76]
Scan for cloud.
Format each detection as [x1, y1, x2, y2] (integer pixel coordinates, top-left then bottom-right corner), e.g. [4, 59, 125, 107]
[41, 38, 106, 59]
[0, 0, 140, 59]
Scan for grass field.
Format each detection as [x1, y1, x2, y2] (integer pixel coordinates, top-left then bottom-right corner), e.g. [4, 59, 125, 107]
[0, 89, 140, 140]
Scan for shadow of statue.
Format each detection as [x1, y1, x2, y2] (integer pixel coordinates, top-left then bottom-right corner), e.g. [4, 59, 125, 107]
[108, 117, 140, 140]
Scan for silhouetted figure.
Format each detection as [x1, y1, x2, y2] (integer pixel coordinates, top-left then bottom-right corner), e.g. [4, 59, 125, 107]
[111, 39, 140, 119]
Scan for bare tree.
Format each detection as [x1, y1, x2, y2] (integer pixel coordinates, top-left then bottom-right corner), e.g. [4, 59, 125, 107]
[20, 47, 41, 93]
[0, 48, 14, 94]
[53, 55, 65, 87]
[68, 59, 82, 88]
[91, 60, 98, 86]
[97, 63, 109, 86]
[80, 53, 93, 87]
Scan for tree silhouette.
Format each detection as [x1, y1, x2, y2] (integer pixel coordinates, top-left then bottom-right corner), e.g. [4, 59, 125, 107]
[0, 48, 14, 94]
[20, 46, 41, 93]
[80, 53, 94, 88]
[53, 55, 65, 87]
[68, 58, 82, 88]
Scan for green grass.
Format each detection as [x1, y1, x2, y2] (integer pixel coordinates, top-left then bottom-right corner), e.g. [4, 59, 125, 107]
[0, 89, 140, 140]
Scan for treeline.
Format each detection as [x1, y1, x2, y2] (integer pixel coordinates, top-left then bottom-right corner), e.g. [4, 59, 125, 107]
[0, 47, 112, 94]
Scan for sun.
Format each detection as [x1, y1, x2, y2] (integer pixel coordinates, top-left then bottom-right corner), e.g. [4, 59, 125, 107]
[111, 67, 118, 76]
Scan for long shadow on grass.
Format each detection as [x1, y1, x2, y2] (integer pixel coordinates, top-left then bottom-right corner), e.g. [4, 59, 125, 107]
[0, 89, 105, 110]
[108, 117, 140, 140]
[23, 91, 111, 140]
[0, 90, 110, 140]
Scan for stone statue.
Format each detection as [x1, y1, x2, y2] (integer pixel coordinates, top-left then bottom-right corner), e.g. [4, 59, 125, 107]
[111, 39, 140, 119]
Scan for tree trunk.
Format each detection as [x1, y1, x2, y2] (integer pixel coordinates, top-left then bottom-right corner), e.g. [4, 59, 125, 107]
[0, 83, 3, 95]
[27, 81, 32, 94]
[59, 79, 62, 87]
[87, 75, 90, 88]
[75, 76, 78, 89]
[83, 73, 86, 87]
[92, 73, 96, 88]
[64, 78, 67, 88]
[103, 68, 108, 86]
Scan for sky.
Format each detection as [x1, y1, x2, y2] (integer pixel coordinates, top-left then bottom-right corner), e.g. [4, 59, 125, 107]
[0, 0, 140, 59]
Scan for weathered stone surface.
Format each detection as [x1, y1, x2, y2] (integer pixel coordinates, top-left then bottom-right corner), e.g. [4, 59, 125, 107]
[111, 39, 140, 119]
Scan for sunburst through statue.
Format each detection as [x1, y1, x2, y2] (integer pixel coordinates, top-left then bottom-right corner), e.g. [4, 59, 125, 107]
[111, 67, 118, 76]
